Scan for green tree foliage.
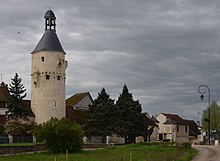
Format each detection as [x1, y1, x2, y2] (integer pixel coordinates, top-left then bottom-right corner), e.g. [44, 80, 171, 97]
[6, 73, 29, 118]
[0, 124, 5, 135]
[4, 117, 37, 135]
[202, 100, 220, 137]
[34, 117, 83, 153]
[83, 88, 115, 142]
[115, 84, 148, 144]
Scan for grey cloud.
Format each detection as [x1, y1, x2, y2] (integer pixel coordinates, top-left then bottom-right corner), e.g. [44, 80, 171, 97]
[1, 0, 220, 120]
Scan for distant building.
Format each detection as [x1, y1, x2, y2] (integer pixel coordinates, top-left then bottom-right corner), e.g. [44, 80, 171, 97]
[156, 113, 189, 142]
[143, 113, 159, 142]
[156, 113, 199, 143]
[0, 82, 9, 124]
[0, 82, 34, 124]
[184, 119, 200, 142]
[31, 9, 68, 124]
[66, 92, 93, 110]
[66, 92, 93, 125]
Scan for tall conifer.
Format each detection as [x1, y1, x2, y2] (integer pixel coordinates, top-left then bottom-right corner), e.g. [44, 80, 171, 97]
[6, 73, 28, 118]
[84, 88, 115, 142]
[115, 84, 148, 144]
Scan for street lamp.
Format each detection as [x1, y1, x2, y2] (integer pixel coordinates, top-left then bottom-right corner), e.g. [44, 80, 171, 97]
[198, 85, 211, 145]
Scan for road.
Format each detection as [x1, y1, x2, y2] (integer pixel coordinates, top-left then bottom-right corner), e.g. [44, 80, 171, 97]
[192, 145, 220, 161]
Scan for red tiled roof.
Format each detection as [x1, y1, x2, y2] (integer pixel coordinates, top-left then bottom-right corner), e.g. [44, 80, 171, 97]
[0, 82, 10, 102]
[143, 113, 158, 127]
[144, 115, 158, 127]
[66, 105, 87, 125]
[0, 115, 6, 124]
[162, 113, 188, 125]
[184, 119, 200, 137]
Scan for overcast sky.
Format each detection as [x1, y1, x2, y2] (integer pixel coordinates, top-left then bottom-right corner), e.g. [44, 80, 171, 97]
[1, 0, 220, 121]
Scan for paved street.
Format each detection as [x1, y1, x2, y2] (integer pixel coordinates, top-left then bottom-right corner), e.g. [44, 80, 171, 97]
[192, 145, 220, 161]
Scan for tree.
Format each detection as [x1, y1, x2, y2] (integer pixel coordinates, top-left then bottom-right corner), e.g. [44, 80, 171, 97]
[202, 100, 220, 139]
[0, 125, 5, 135]
[5, 73, 29, 118]
[4, 117, 37, 136]
[34, 117, 83, 153]
[115, 84, 148, 144]
[83, 88, 115, 143]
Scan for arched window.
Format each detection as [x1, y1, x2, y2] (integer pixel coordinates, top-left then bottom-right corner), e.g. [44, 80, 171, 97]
[41, 57, 44, 62]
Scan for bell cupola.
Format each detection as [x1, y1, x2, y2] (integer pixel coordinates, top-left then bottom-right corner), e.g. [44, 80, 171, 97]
[32, 9, 65, 54]
[44, 10, 56, 31]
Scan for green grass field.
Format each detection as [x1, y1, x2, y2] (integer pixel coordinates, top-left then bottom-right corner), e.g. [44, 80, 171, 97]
[0, 143, 196, 161]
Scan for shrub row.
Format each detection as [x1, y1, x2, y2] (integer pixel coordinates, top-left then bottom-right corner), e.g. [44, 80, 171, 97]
[139, 142, 192, 148]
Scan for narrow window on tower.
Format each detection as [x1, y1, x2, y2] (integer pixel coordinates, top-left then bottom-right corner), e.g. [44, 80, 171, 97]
[57, 75, 61, 80]
[41, 57, 44, 62]
[46, 75, 50, 80]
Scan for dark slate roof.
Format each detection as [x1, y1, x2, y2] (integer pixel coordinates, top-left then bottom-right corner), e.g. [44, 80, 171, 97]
[32, 30, 65, 54]
[184, 119, 200, 137]
[44, 10, 56, 19]
[143, 115, 158, 127]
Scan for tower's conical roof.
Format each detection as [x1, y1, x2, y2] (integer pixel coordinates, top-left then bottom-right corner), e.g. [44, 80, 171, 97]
[32, 9, 65, 54]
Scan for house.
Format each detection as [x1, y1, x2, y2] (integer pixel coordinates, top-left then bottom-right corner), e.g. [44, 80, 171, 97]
[0, 82, 10, 124]
[156, 113, 190, 142]
[143, 113, 159, 142]
[66, 92, 93, 110]
[184, 119, 200, 143]
[116, 113, 159, 144]
[66, 92, 93, 125]
[0, 82, 35, 124]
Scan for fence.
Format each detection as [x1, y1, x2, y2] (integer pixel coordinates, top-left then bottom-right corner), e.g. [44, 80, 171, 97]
[13, 135, 33, 143]
[0, 136, 9, 144]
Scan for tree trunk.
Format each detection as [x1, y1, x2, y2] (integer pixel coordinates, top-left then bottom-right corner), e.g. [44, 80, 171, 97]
[128, 135, 135, 144]
[124, 135, 129, 144]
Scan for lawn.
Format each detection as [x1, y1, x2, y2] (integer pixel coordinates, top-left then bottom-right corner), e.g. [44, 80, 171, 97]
[0, 143, 196, 161]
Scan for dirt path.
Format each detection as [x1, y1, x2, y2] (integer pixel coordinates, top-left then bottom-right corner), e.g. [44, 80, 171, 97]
[192, 145, 220, 161]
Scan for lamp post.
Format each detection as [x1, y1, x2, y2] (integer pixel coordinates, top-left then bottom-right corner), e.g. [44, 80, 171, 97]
[198, 85, 211, 145]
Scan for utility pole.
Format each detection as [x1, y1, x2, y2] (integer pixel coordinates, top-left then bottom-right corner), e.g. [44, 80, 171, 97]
[0, 74, 4, 82]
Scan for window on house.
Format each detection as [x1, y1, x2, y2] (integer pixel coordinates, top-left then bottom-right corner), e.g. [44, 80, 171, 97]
[177, 126, 179, 132]
[41, 57, 44, 62]
[46, 75, 50, 80]
[185, 126, 188, 133]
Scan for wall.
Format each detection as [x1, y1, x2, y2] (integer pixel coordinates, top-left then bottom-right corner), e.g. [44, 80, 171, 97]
[0, 144, 46, 155]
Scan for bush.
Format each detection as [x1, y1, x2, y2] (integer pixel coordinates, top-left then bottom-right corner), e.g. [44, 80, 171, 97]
[4, 117, 37, 135]
[34, 117, 83, 153]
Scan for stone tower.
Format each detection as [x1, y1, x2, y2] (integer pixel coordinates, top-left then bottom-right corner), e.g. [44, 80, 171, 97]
[31, 10, 68, 124]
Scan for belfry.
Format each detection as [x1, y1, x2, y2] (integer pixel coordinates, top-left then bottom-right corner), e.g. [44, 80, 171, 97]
[31, 10, 68, 124]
